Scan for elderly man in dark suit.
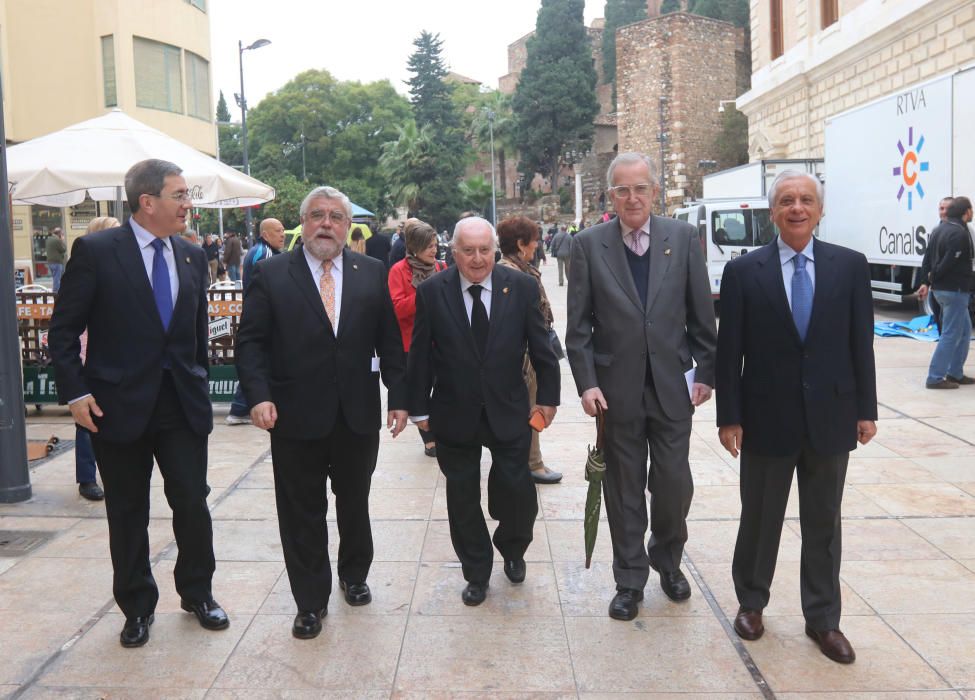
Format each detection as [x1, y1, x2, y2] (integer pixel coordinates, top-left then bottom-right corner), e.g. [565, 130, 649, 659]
[566, 152, 717, 621]
[407, 217, 560, 606]
[716, 170, 878, 664]
[235, 185, 408, 640]
[49, 159, 227, 648]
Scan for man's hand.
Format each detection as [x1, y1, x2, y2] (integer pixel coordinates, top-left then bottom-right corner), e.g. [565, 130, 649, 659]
[69, 396, 103, 433]
[250, 401, 278, 430]
[581, 387, 608, 416]
[535, 405, 557, 427]
[917, 284, 929, 300]
[415, 419, 430, 432]
[719, 424, 743, 458]
[857, 419, 877, 445]
[691, 383, 713, 406]
[388, 410, 408, 438]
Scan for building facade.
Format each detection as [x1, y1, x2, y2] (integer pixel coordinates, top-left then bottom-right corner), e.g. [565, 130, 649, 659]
[1, 0, 214, 274]
[616, 12, 745, 211]
[739, 0, 974, 159]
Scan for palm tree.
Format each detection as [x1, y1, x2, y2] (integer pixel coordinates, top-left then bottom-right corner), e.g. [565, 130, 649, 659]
[459, 175, 494, 218]
[470, 92, 516, 199]
[379, 121, 435, 215]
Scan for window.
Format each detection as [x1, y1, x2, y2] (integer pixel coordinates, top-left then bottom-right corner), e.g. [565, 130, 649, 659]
[101, 35, 117, 107]
[770, 0, 784, 60]
[186, 0, 206, 10]
[185, 51, 210, 120]
[821, 0, 838, 28]
[133, 37, 183, 113]
[712, 209, 776, 247]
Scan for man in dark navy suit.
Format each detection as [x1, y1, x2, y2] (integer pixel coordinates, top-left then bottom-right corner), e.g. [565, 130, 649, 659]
[406, 217, 560, 606]
[49, 159, 227, 648]
[716, 170, 877, 664]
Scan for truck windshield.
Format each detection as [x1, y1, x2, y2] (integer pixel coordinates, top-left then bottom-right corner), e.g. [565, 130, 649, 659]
[712, 209, 775, 247]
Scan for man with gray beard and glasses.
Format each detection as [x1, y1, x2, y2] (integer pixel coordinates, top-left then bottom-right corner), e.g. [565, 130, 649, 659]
[236, 185, 408, 640]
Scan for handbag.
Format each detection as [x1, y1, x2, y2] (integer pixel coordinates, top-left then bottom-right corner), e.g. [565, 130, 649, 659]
[548, 328, 565, 360]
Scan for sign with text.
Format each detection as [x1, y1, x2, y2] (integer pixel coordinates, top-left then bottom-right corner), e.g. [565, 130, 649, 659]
[208, 317, 232, 341]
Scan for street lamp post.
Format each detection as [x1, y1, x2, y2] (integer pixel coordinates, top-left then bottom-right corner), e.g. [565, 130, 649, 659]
[236, 37, 270, 243]
[658, 96, 667, 214]
[485, 109, 497, 226]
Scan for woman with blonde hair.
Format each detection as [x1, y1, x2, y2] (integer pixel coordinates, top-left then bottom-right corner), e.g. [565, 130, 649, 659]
[348, 225, 367, 254]
[74, 215, 121, 500]
[388, 217, 445, 456]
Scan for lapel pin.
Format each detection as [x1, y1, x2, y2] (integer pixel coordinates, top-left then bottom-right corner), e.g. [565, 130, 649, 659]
[664, 248, 671, 256]
[185, 256, 191, 263]
[353, 263, 358, 270]
[503, 287, 509, 294]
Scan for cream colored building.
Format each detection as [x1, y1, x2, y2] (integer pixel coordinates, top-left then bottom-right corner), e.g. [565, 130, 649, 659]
[1, 0, 214, 275]
[739, 0, 974, 159]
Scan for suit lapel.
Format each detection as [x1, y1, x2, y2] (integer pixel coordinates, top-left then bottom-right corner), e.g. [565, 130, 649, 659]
[441, 267, 479, 357]
[288, 247, 334, 336]
[645, 216, 672, 316]
[756, 239, 802, 344]
[114, 225, 162, 327]
[806, 238, 834, 340]
[169, 236, 194, 335]
[485, 267, 510, 354]
[599, 221, 643, 314]
[336, 250, 357, 339]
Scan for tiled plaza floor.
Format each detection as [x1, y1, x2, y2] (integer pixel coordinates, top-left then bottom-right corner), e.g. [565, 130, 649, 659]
[2, 261, 974, 698]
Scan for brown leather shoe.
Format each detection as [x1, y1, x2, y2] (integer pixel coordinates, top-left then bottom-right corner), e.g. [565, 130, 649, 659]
[733, 607, 764, 640]
[805, 625, 856, 664]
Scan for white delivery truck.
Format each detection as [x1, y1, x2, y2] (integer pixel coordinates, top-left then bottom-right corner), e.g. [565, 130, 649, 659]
[673, 159, 823, 297]
[820, 65, 975, 301]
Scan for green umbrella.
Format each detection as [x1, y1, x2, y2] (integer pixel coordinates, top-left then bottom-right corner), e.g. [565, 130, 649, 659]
[584, 406, 607, 569]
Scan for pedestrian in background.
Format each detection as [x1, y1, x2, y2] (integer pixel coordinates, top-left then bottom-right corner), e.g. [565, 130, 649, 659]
[46, 227, 67, 292]
[202, 234, 221, 284]
[497, 216, 562, 484]
[550, 225, 572, 286]
[917, 196, 954, 333]
[222, 231, 243, 283]
[388, 217, 446, 457]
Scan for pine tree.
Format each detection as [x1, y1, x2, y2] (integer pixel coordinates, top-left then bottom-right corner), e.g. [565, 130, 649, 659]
[216, 90, 231, 123]
[402, 31, 468, 230]
[602, 0, 647, 88]
[512, 0, 600, 188]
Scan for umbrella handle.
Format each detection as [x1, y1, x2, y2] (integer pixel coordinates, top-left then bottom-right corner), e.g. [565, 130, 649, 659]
[595, 404, 605, 451]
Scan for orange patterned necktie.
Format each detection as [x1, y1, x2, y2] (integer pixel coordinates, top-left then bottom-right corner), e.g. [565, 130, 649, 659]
[319, 259, 336, 328]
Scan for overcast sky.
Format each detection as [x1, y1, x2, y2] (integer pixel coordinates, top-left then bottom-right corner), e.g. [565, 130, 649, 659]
[209, 0, 605, 120]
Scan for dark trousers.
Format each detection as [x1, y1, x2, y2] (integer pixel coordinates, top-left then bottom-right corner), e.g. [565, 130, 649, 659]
[435, 411, 536, 584]
[269, 411, 379, 613]
[75, 425, 97, 483]
[92, 373, 214, 619]
[602, 383, 693, 590]
[732, 444, 849, 631]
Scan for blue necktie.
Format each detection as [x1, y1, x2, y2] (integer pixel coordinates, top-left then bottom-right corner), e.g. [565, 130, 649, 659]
[791, 253, 812, 342]
[150, 238, 173, 331]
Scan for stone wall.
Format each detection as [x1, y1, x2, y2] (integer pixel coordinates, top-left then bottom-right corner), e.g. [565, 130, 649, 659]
[616, 12, 740, 211]
[744, 1, 975, 159]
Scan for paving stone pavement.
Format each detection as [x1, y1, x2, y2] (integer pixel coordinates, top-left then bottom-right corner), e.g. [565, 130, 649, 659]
[2, 260, 974, 698]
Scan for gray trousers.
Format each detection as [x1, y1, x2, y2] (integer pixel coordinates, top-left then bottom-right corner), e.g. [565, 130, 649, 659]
[733, 444, 848, 631]
[556, 257, 570, 285]
[602, 383, 693, 591]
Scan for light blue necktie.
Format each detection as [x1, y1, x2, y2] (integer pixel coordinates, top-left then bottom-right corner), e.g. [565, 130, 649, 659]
[791, 253, 812, 342]
[150, 238, 173, 331]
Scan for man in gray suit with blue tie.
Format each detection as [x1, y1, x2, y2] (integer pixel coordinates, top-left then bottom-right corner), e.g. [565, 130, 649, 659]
[566, 152, 717, 621]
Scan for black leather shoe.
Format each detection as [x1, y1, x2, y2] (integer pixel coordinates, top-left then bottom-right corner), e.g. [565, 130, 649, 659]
[120, 615, 153, 648]
[292, 608, 327, 639]
[78, 482, 104, 501]
[947, 374, 975, 385]
[180, 597, 230, 630]
[650, 562, 691, 601]
[734, 607, 765, 640]
[424, 444, 437, 457]
[608, 588, 644, 621]
[805, 624, 856, 664]
[462, 581, 489, 606]
[503, 558, 526, 583]
[339, 580, 372, 606]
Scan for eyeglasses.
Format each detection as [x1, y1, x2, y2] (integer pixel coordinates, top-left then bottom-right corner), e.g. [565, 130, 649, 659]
[306, 209, 348, 225]
[609, 183, 652, 198]
[152, 191, 192, 203]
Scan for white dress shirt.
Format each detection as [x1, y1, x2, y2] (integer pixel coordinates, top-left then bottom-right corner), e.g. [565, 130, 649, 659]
[778, 236, 816, 310]
[304, 246, 344, 333]
[459, 273, 493, 320]
[131, 217, 178, 304]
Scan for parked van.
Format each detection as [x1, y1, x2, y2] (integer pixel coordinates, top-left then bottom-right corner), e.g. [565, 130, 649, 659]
[673, 199, 775, 297]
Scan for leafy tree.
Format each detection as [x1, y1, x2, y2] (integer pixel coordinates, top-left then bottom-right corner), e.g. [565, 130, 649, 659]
[660, 0, 750, 28]
[602, 0, 647, 104]
[399, 31, 469, 230]
[379, 120, 435, 215]
[244, 70, 411, 222]
[258, 173, 307, 229]
[512, 0, 599, 188]
[713, 107, 749, 168]
[216, 90, 232, 123]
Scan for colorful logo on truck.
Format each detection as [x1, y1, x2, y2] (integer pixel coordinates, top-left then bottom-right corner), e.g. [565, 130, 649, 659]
[892, 126, 929, 211]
